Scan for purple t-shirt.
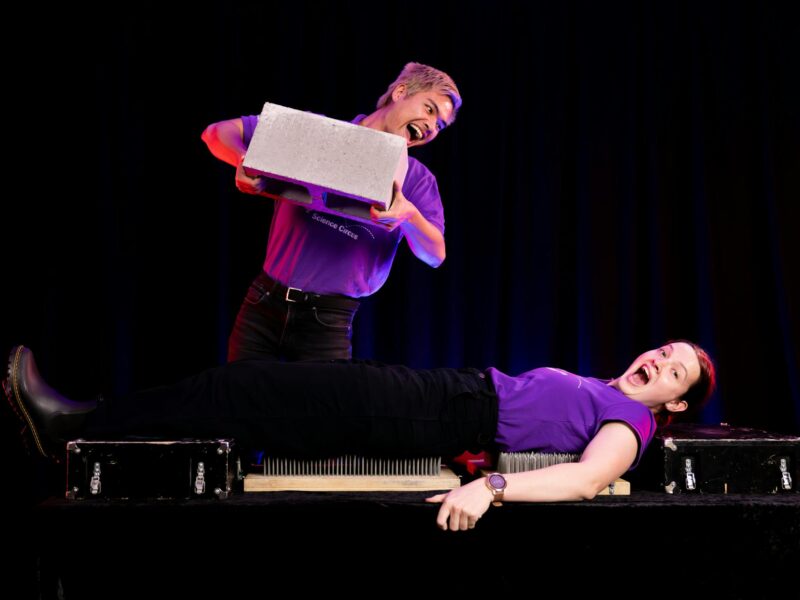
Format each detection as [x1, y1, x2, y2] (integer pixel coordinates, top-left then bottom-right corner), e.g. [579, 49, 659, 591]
[489, 366, 657, 468]
[241, 114, 445, 297]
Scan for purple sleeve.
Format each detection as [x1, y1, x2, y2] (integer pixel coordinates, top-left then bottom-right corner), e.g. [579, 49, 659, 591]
[241, 115, 258, 146]
[403, 159, 445, 234]
[599, 405, 657, 469]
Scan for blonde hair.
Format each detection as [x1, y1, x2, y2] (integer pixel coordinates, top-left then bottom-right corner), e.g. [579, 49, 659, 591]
[376, 62, 462, 124]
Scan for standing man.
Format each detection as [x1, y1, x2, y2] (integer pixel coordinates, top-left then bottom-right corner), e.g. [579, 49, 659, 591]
[202, 62, 462, 362]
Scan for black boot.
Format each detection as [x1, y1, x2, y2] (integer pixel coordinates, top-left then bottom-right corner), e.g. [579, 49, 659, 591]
[3, 346, 96, 461]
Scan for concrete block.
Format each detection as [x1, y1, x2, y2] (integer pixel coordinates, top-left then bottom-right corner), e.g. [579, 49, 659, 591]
[242, 102, 408, 224]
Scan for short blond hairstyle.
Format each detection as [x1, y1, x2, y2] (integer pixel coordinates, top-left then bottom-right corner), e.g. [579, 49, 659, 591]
[376, 62, 462, 124]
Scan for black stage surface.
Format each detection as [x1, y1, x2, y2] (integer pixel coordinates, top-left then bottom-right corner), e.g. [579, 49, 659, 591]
[19, 489, 800, 599]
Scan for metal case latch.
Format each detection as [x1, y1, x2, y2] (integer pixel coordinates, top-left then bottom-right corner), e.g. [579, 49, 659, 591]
[90, 462, 102, 495]
[779, 458, 792, 491]
[683, 457, 697, 491]
[194, 462, 206, 495]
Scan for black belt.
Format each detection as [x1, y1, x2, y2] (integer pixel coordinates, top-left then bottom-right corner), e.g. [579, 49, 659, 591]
[262, 273, 360, 311]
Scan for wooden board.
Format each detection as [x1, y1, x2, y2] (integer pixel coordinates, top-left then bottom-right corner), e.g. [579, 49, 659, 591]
[244, 468, 460, 492]
[597, 479, 630, 496]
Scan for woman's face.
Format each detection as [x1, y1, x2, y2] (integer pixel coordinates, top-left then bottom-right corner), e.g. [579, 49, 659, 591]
[613, 342, 701, 412]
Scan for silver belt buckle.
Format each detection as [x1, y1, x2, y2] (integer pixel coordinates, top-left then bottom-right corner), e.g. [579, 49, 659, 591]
[285, 287, 302, 303]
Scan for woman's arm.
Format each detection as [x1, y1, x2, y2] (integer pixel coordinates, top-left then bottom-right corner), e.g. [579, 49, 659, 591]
[426, 422, 639, 531]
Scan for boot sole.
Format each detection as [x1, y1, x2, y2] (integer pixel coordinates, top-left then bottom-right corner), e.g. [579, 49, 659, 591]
[4, 346, 50, 459]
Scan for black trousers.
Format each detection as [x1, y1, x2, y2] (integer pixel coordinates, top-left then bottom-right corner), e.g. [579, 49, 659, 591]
[227, 271, 359, 362]
[85, 359, 499, 458]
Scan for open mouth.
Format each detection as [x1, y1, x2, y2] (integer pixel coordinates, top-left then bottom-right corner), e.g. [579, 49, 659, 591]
[406, 123, 424, 142]
[629, 364, 650, 386]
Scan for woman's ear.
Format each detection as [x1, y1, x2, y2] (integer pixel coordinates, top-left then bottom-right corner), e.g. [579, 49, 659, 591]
[664, 398, 689, 414]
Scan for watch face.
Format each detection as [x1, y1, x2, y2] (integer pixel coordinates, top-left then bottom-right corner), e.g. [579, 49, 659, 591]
[488, 473, 506, 490]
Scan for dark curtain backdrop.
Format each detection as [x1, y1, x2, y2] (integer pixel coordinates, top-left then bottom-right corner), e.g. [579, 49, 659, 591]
[3, 0, 798, 435]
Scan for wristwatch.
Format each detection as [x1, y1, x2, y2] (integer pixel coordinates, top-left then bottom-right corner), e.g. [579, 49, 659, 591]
[485, 472, 507, 507]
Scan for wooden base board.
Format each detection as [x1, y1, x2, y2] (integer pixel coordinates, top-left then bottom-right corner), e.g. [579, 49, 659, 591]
[244, 468, 461, 492]
[597, 479, 630, 496]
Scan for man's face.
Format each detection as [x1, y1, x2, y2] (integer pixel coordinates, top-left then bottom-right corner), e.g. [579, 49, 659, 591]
[615, 342, 701, 411]
[383, 84, 455, 148]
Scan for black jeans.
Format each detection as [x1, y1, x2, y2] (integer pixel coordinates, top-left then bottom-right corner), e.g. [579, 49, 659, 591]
[85, 359, 499, 458]
[227, 271, 359, 362]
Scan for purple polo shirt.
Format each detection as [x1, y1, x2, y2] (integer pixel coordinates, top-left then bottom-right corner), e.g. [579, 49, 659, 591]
[489, 367, 657, 468]
[241, 114, 445, 297]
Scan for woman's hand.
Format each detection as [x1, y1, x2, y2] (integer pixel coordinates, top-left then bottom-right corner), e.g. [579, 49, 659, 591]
[425, 477, 493, 531]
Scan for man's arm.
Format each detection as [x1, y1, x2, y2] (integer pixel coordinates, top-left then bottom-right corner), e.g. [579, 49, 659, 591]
[201, 118, 246, 166]
[370, 182, 446, 267]
[426, 421, 639, 531]
[201, 118, 266, 195]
